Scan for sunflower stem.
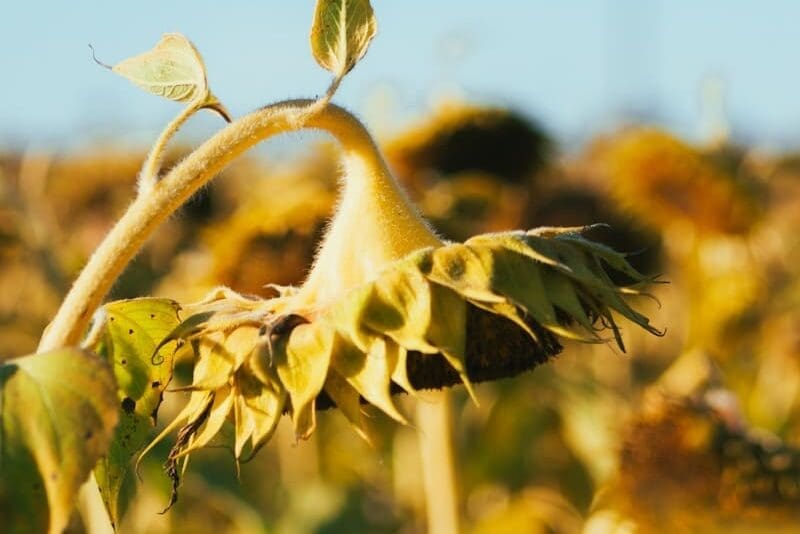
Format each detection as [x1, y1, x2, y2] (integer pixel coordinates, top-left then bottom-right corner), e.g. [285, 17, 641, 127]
[416, 391, 461, 534]
[137, 102, 200, 196]
[77, 478, 114, 534]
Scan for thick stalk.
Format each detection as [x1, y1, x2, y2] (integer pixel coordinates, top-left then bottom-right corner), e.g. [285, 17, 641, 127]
[37, 99, 428, 352]
[416, 391, 460, 534]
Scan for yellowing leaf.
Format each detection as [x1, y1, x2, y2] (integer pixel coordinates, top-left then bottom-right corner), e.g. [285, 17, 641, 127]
[108, 33, 229, 119]
[0, 349, 118, 534]
[427, 243, 505, 304]
[390, 345, 416, 396]
[323, 369, 370, 442]
[233, 392, 255, 460]
[359, 265, 438, 353]
[427, 282, 475, 400]
[92, 298, 181, 527]
[234, 365, 286, 458]
[186, 325, 261, 392]
[331, 335, 407, 424]
[137, 389, 212, 468]
[310, 0, 377, 78]
[276, 321, 335, 439]
[112, 33, 204, 101]
[112, 33, 207, 102]
[179, 387, 234, 455]
[330, 283, 377, 353]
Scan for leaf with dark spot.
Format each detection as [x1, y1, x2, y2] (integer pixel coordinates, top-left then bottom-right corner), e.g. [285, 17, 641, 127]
[90, 298, 181, 526]
[121, 397, 136, 414]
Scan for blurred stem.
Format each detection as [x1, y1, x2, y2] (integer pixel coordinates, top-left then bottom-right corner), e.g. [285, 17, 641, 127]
[416, 391, 461, 534]
[77, 478, 114, 534]
[16, 152, 70, 294]
[276, 417, 320, 486]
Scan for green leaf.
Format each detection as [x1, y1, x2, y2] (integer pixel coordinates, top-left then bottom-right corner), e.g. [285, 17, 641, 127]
[91, 298, 181, 528]
[488, 246, 594, 342]
[539, 267, 597, 334]
[108, 33, 229, 120]
[427, 243, 506, 304]
[359, 265, 439, 354]
[310, 0, 377, 78]
[0, 349, 118, 534]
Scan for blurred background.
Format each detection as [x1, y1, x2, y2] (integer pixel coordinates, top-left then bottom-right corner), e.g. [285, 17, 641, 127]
[3, 1, 800, 532]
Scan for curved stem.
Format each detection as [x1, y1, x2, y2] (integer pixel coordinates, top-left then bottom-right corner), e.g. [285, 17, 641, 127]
[38, 99, 436, 351]
[137, 102, 200, 195]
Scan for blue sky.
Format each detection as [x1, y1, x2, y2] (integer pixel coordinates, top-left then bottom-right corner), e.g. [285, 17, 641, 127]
[2, 1, 799, 150]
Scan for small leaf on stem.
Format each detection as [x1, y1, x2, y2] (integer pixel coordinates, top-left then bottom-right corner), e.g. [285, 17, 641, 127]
[310, 0, 377, 79]
[100, 33, 229, 121]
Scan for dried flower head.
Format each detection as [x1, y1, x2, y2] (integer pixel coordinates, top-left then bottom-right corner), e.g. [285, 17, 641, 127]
[141, 226, 661, 505]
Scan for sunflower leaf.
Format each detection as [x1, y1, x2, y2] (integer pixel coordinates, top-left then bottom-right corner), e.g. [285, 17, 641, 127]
[331, 334, 406, 424]
[92, 298, 181, 527]
[310, 0, 377, 78]
[107, 33, 229, 120]
[0, 349, 118, 534]
[277, 321, 335, 439]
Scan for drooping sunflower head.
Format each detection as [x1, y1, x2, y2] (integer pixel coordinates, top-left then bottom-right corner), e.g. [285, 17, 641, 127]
[141, 226, 662, 506]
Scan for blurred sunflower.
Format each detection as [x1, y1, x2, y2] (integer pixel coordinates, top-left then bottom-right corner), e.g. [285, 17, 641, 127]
[601, 128, 764, 236]
[385, 104, 552, 240]
[599, 389, 800, 533]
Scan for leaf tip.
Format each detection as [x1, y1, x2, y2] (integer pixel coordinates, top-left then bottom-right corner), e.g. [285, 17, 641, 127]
[88, 43, 113, 70]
